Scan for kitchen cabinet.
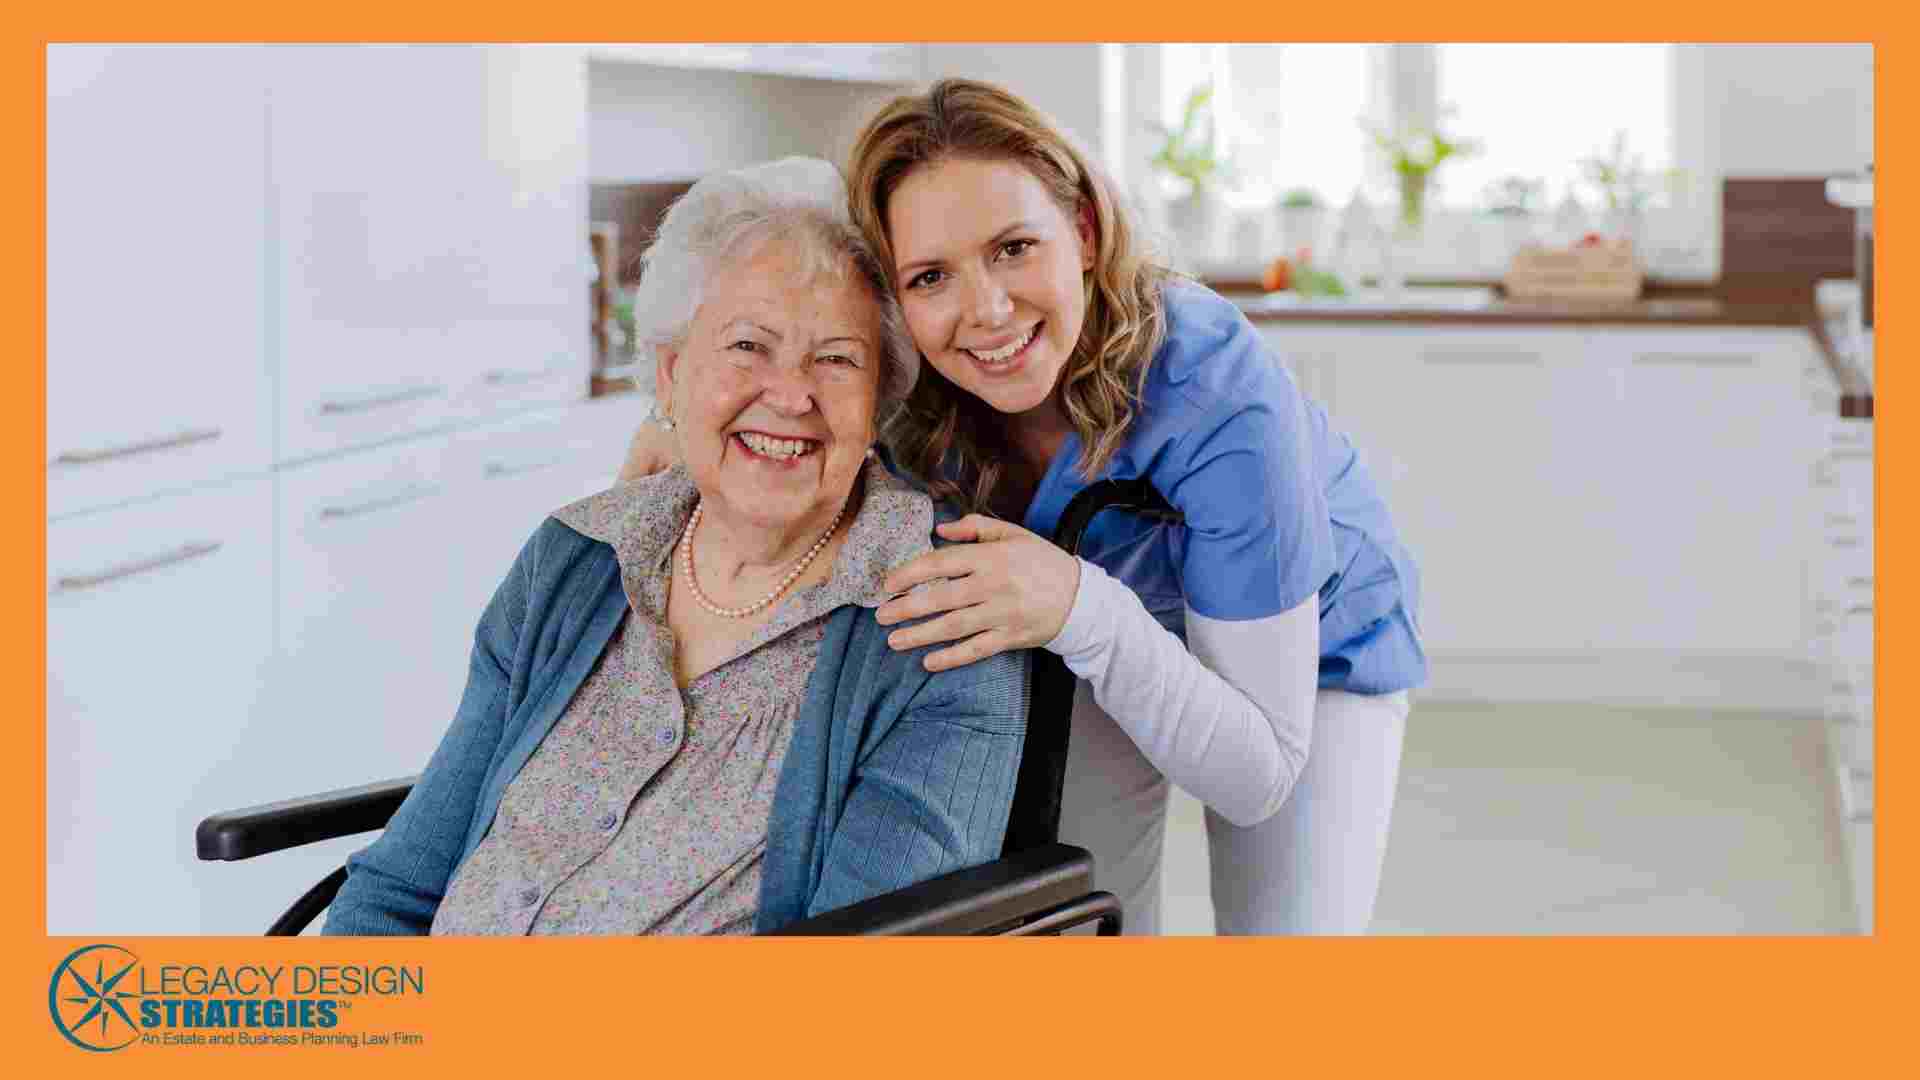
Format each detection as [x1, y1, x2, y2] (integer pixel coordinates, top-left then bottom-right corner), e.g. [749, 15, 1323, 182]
[439, 396, 656, 622]
[47, 46, 272, 519]
[264, 401, 640, 811]
[44, 476, 354, 935]
[267, 430, 477, 797]
[1283, 326, 1610, 654]
[1261, 322, 1829, 702]
[270, 46, 589, 464]
[46, 398, 646, 936]
[1590, 328, 1813, 655]
[1811, 412, 1873, 932]
[586, 44, 924, 85]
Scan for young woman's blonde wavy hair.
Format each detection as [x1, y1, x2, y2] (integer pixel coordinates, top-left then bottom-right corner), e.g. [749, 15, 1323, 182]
[846, 78, 1171, 515]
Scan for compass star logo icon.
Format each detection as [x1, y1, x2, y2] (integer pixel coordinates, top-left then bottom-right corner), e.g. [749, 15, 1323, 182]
[48, 944, 143, 1052]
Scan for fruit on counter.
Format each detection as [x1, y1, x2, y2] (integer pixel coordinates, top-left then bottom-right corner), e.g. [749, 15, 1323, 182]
[1261, 247, 1346, 297]
[1578, 232, 1604, 248]
[1261, 256, 1294, 292]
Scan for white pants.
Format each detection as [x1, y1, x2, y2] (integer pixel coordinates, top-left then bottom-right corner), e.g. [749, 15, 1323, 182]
[1206, 688, 1410, 935]
[1058, 685, 1409, 936]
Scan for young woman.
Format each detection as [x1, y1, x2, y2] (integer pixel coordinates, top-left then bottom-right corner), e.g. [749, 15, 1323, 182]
[622, 80, 1425, 935]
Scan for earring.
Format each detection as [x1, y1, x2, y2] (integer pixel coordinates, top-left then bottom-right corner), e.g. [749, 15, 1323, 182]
[650, 398, 676, 431]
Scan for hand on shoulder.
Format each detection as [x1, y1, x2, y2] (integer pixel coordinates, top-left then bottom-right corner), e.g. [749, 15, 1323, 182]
[873, 514, 1080, 673]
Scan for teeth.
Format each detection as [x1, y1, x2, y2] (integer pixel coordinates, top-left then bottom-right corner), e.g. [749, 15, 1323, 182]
[738, 432, 818, 459]
[967, 326, 1036, 364]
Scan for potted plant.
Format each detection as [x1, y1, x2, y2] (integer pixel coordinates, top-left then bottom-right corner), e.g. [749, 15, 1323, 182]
[1365, 109, 1482, 239]
[1364, 109, 1481, 292]
[1577, 130, 1687, 249]
[1150, 83, 1233, 267]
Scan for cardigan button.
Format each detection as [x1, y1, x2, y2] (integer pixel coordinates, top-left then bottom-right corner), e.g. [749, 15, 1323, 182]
[652, 726, 676, 750]
[517, 887, 541, 908]
[596, 812, 619, 832]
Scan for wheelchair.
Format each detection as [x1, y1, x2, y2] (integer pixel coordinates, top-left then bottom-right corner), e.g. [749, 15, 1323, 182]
[197, 479, 1180, 936]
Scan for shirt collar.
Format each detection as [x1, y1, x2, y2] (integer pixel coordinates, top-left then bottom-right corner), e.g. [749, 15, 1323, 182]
[551, 456, 932, 613]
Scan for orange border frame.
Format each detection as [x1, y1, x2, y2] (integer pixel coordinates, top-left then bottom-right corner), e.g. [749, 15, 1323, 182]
[6, 11, 1901, 1074]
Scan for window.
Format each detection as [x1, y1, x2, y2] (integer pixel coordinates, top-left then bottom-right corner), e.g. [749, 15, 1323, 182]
[1158, 44, 1374, 207]
[1436, 44, 1674, 210]
[1146, 43, 1699, 275]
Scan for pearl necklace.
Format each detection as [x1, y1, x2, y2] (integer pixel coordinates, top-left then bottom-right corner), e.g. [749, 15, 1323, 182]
[677, 501, 845, 619]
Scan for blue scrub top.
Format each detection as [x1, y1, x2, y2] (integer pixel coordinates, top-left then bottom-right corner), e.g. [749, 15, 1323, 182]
[1020, 280, 1427, 695]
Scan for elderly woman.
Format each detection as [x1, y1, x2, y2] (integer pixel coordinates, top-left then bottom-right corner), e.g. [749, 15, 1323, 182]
[321, 157, 1029, 936]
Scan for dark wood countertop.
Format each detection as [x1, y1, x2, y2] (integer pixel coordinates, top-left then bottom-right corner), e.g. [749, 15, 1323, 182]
[1212, 280, 1872, 419]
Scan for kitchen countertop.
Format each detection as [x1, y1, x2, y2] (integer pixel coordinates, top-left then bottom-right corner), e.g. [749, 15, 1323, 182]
[1215, 282, 1873, 419]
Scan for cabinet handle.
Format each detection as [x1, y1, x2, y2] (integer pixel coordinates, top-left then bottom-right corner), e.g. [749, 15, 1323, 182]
[315, 385, 443, 417]
[52, 540, 222, 593]
[482, 368, 554, 387]
[317, 484, 443, 522]
[1631, 352, 1755, 367]
[1846, 766, 1874, 824]
[484, 456, 566, 480]
[50, 427, 221, 467]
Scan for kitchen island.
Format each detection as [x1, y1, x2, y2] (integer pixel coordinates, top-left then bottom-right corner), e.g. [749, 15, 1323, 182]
[1207, 281, 1870, 712]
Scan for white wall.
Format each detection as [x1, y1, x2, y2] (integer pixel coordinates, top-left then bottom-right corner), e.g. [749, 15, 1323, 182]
[587, 61, 903, 182]
[1703, 44, 1873, 176]
[922, 44, 1105, 155]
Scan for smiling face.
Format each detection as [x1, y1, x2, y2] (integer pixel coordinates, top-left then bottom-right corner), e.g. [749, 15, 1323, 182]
[886, 156, 1095, 420]
[656, 235, 884, 539]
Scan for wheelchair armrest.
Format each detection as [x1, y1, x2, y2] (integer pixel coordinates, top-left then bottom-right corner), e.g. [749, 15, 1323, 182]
[765, 842, 1097, 936]
[196, 776, 418, 863]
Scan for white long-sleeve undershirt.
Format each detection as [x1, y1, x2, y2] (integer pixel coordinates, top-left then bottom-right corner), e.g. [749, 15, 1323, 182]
[1042, 557, 1318, 827]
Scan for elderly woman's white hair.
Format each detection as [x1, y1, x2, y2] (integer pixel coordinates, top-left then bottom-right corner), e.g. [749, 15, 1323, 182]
[630, 156, 918, 404]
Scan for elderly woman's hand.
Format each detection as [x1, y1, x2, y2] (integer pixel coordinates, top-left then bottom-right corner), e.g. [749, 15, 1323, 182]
[617, 418, 682, 483]
[875, 515, 1081, 672]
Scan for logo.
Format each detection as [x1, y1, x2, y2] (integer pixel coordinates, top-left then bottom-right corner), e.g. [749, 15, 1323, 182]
[47, 946, 428, 1054]
[49, 944, 143, 1053]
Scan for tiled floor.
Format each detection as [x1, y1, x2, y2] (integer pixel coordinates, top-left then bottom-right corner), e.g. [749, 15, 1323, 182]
[1160, 701, 1862, 935]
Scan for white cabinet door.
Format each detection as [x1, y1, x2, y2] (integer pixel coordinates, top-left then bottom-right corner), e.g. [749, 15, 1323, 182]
[439, 396, 654, 629]
[271, 45, 588, 464]
[45, 476, 337, 935]
[269, 432, 472, 798]
[47, 46, 271, 518]
[1321, 327, 1605, 653]
[268, 398, 639, 825]
[1594, 329, 1815, 654]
